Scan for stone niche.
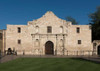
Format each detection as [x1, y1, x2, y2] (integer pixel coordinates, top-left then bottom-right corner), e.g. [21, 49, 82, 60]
[93, 40, 100, 55]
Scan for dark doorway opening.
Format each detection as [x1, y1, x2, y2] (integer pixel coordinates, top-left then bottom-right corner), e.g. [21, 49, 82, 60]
[45, 41, 54, 55]
[7, 48, 12, 55]
[97, 45, 100, 56]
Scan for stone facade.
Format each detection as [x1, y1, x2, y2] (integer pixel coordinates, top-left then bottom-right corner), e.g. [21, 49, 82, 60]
[0, 30, 6, 53]
[3, 11, 94, 55]
[0, 30, 3, 51]
[93, 40, 100, 55]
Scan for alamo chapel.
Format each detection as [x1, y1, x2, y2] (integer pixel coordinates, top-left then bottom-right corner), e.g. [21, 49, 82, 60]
[0, 11, 100, 56]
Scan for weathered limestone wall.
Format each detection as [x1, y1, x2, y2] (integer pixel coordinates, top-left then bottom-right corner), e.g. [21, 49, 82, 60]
[0, 30, 3, 51]
[5, 11, 93, 55]
[6, 25, 33, 51]
[66, 25, 93, 55]
[93, 40, 100, 55]
[0, 30, 6, 53]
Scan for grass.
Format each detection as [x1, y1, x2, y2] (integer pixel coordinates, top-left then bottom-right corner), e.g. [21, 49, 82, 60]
[0, 58, 100, 71]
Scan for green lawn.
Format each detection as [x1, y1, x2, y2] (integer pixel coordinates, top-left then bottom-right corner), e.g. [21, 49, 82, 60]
[0, 58, 100, 71]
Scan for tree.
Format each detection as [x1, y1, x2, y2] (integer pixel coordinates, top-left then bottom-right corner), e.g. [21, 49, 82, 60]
[89, 6, 100, 40]
[66, 16, 78, 25]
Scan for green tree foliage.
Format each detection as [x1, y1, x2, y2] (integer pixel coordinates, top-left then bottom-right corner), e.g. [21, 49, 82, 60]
[89, 7, 100, 40]
[66, 16, 78, 25]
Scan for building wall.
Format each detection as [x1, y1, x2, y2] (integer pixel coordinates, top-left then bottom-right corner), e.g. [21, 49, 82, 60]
[6, 25, 32, 50]
[93, 40, 100, 55]
[0, 30, 6, 53]
[5, 11, 93, 55]
[0, 30, 3, 52]
[66, 25, 93, 55]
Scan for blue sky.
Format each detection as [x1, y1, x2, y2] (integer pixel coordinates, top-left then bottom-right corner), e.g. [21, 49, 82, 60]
[0, 0, 100, 29]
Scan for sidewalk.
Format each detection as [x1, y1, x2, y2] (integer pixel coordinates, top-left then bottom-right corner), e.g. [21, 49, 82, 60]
[0, 55, 100, 63]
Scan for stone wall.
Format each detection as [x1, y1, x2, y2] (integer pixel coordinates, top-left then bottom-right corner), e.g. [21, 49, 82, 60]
[93, 40, 100, 55]
[0, 30, 6, 53]
[0, 30, 3, 51]
[5, 11, 93, 55]
[66, 25, 93, 55]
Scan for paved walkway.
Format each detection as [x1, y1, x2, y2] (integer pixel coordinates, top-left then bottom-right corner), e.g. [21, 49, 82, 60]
[82, 57, 100, 63]
[0, 55, 100, 63]
[0, 55, 19, 63]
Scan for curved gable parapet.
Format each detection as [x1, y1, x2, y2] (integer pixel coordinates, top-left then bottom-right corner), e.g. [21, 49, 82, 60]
[28, 11, 72, 26]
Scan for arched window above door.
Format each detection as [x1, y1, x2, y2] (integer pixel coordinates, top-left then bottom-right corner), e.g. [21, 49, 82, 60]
[36, 26, 39, 34]
[60, 26, 63, 33]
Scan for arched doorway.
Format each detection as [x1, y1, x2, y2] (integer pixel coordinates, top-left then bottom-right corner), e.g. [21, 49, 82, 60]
[7, 48, 12, 55]
[45, 41, 54, 55]
[97, 45, 100, 55]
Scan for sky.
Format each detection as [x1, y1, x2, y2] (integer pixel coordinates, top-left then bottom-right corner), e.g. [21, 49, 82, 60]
[0, 0, 100, 29]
